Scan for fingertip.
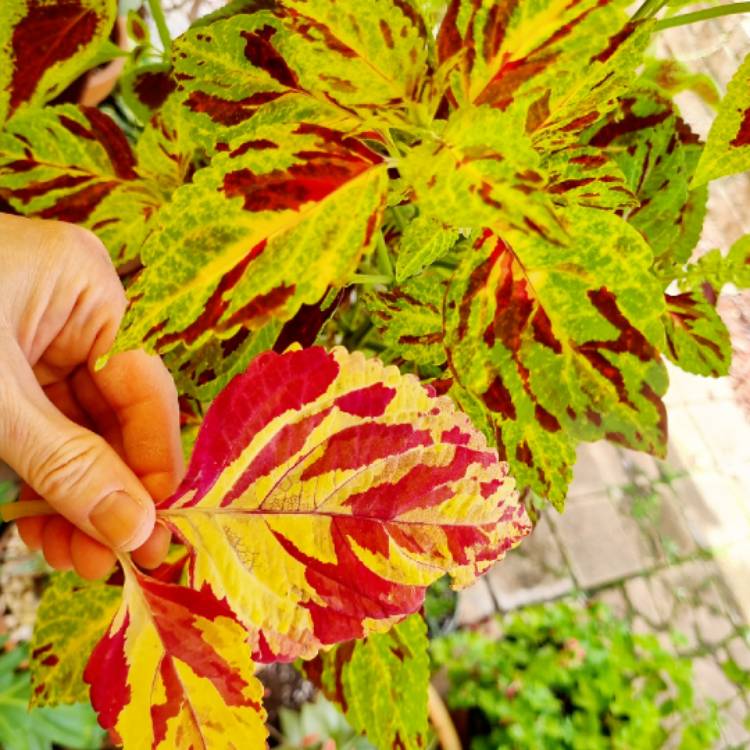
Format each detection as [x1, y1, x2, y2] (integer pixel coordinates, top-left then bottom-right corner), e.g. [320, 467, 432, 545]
[41, 516, 74, 571]
[131, 522, 171, 570]
[70, 529, 117, 581]
[88, 490, 155, 552]
[17, 515, 46, 551]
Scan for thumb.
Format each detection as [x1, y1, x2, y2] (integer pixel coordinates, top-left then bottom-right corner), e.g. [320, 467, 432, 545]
[0, 333, 154, 551]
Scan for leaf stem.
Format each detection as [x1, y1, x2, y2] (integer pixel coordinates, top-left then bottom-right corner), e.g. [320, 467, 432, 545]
[350, 273, 392, 285]
[631, 0, 669, 20]
[147, 0, 172, 54]
[376, 231, 394, 279]
[0, 500, 55, 522]
[655, 2, 750, 30]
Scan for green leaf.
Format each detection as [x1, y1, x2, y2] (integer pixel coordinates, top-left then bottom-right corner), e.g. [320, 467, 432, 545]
[662, 291, 731, 377]
[29, 572, 121, 707]
[0, 639, 105, 750]
[641, 57, 720, 108]
[678, 235, 750, 293]
[111, 121, 387, 359]
[693, 51, 750, 187]
[0, 0, 117, 125]
[172, 12, 350, 154]
[365, 269, 449, 367]
[444, 209, 668, 506]
[275, 0, 431, 123]
[541, 146, 637, 211]
[0, 104, 162, 267]
[395, 215, 459, 282]
[164, 321, 282, 402]
[436, 0, 651, 146]
[307, 615, 430, 750]
[399, 105, 565, 243]
[586, 91, 706, 263]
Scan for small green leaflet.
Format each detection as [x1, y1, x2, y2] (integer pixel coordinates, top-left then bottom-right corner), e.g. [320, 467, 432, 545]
[678, 236, 750, 294]
[29, 572, 122, 707]
[395, 215, 459, 282]
[663, 292, 731, 378]
[0, 104, 161, 267]
[693, 51, 750, 186]
[640, 57, 720, 108]
[399, 105, 564, 243]
[111, 120, 387, 359]
[0, 0, 117, 125]
[306, 615, 430, 750]
[366, 268, 448, 367]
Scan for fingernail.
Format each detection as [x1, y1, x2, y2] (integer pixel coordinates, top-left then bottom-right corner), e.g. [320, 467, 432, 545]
[89, 491, 147, 550]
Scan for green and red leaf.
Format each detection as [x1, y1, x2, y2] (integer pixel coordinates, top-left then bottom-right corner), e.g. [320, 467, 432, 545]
[111, 121, 388, 358]
[663, 291, 731, 378]
[30, 572, 121, 708]
[0, 104, 161, 266]
[306, 614, 430, 750]
[0, 0, 117, 124]
[157, 346, 528, 661]
[693, 51, 750, 186]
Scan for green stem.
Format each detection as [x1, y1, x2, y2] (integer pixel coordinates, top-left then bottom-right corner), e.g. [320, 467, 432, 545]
[350, 273, 392, 285]
[147, 0, 172, 53]
[631, 0, 669, 20]
[655, 2, 750, 30]
[376, 231, 394, 279]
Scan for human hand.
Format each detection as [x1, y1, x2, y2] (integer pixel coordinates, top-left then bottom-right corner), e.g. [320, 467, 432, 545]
[0, 214, 184, 579]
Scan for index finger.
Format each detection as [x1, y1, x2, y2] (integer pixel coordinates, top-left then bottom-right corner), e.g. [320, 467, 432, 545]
[90, 351, 184, 501]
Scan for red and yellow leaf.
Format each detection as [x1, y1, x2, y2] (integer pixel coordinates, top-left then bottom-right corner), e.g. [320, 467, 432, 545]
[84, 568, 266, 749]
[157, 346, 528, 661]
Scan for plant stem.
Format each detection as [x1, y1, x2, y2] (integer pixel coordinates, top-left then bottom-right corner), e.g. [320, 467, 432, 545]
[655, 2, 750, 30]
[350, 273, 392, 285]
[1, 500, 54, 522]
[147, 0, 172, 54]
[376, 231, 394, 278]
[631, 0, 668, 20]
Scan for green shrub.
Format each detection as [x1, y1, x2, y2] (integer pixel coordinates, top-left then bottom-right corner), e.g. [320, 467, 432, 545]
[431, 601, 720, 750]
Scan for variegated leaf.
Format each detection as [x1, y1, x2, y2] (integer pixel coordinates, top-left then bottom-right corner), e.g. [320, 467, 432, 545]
[663, 291, 731, 378]
[541, 146, 637, 211]
[164, 323, 281, 402]
[0, 0, 117, 124]
[29, 572, 121, 707]
[120, 62, 177, 124]
[365, 270, 448, 367]
[111, 121, 388, 358]
[275, 0, 431, 121]
[0, 104, 161, 267]
[395, 215, 459, 283]
[693, 51, 750, 187]
[587, 91, 706, 262]
[306, 614, 429, 750]
[641, 57, 720, 108]
[157, 346, 528, 661]
[445, 210, 668, 507]
[435, 0, 650, 146]
[399, 105, 564, 242]
[84, 569, 267, 749]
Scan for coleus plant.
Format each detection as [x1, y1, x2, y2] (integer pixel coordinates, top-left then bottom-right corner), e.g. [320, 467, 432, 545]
[0, 0, 749, 747]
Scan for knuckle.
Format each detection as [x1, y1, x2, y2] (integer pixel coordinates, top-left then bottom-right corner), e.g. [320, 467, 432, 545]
[29, 431, 109, 499]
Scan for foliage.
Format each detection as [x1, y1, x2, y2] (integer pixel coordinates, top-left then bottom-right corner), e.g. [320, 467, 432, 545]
[431, 601, 722, 750]
[305, 615, 430, 750]
[0, 637, 105, 750]
[0, 0, 749, 746]
[276, 694, 375, 750]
